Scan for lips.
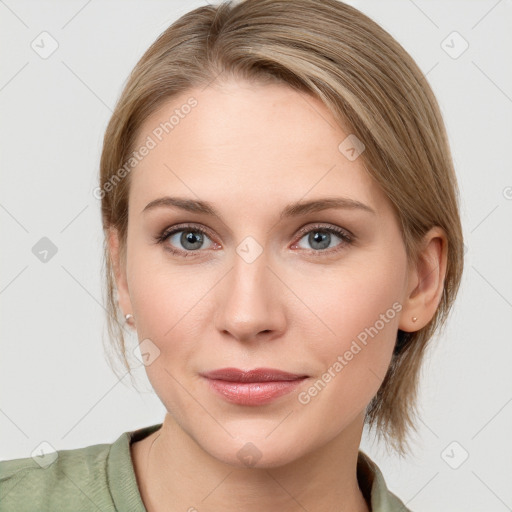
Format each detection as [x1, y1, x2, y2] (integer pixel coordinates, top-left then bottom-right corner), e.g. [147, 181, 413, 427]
[200, 367, 309, 406]
[200, 367, 308, 382]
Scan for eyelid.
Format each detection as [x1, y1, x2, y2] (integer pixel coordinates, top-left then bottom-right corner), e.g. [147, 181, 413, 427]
[293, 222, 354, 243]
[159, 222, 216, 241]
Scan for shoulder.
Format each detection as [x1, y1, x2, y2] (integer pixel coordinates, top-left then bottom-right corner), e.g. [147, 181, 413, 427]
[0, 424, 162, 512]
[0, 441, 115, 512]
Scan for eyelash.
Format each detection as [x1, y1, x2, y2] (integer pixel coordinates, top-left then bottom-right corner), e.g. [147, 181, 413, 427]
[154, 223, 354, 258]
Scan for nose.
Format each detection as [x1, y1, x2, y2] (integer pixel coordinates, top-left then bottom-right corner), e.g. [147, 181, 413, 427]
[214, 251, 286, 344]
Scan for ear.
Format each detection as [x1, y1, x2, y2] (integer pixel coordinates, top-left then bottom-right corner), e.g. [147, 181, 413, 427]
[108, 227, 133, 321]
[399, 226, 448, 332]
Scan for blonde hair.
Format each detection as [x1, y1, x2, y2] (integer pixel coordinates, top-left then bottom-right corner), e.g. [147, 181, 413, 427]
[99, 0, 464, 456]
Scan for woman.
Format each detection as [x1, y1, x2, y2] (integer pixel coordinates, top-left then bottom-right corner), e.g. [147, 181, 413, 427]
[0, 0, 463, 510]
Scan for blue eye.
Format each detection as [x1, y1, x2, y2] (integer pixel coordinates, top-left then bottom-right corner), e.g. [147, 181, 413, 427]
[292, 224, 353, 255]
[157, 225, 214, 257]
[155, 223, 353, 258]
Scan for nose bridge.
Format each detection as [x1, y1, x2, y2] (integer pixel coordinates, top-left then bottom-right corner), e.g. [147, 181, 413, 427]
[215, 245, 283, 341]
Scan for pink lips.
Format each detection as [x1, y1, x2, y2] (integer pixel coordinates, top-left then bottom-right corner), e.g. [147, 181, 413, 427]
[200, 367, 308, 406]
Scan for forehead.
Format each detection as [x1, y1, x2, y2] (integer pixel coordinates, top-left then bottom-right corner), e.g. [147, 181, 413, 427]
[129, 80, 386, 215]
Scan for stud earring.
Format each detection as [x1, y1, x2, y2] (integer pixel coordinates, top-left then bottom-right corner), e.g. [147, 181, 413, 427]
[125, 313, 135, 326]
[412, 316, 417, 322]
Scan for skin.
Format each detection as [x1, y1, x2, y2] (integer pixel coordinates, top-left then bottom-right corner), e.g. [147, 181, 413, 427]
[109, 79, 448, 512]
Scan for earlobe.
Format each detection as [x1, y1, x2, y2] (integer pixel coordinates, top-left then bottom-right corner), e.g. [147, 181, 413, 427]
[399, 227, 448, 333]
[108, 227, 133, 319]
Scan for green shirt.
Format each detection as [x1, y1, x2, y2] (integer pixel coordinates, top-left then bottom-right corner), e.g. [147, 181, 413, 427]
[0, 423, 411, 511]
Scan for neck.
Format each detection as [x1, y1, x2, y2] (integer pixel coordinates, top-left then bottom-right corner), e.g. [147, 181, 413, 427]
[132, 412, 370, 512]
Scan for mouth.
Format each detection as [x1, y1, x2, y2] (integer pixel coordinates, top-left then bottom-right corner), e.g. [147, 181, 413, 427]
[200, 367, 309, 406]
[200, 367, 308, 382]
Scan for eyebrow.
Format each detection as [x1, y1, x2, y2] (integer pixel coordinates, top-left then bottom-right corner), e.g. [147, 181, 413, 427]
[142, 196, 376, 218]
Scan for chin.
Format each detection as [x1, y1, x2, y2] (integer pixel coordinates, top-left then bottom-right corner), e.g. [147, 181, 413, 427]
[198, 428, 309, 470]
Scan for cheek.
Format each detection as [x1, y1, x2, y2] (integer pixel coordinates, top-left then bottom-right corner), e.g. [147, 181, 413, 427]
[129, 267, 204, 344]
[127, 238, 197, 331]
[126, 246, 219, 376]
[291, 254, 406, 411]
[293, 254, 405, 350]
[126, 259, 208, 419]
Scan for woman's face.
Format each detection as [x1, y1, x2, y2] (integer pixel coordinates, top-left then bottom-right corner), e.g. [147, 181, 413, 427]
[115, 79, 414, 467]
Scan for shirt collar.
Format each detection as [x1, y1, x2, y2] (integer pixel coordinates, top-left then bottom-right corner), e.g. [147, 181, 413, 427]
[108, 424, 410, 512]
[357, 450, 411, 511]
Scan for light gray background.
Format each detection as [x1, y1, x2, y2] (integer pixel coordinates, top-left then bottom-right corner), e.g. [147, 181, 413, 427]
[1, 1, 511, 511]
